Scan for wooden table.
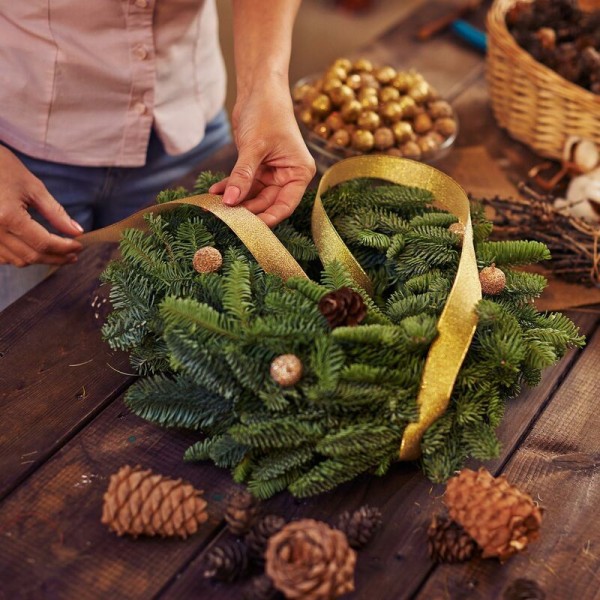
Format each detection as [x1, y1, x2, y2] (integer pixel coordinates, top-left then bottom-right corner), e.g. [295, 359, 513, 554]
[1, 3, 599, 599]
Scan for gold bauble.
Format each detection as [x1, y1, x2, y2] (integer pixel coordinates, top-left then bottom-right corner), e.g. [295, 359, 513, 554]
[325, 111, 345, 131]
[326, 66, 348, 81]
[346, 73, 363, 90]
[409, 83, 431, 104]
[301, 86, 320, 108]
[332, 58, 352, 72]
[360, 73, 379, 89]
[417, 134, 441, 155]
[392, 121, 415, 143]
[270, 354, 303, 387]
[311, 93, 332, 117]
[351, 129, 375, 152]
[358, 86, 378, 100]
[434, 117, 457, 138]
[313, 123, 331, 140]
[413, 113, 433, 134]
[292, 83, 312, 103]
[298, 108, 314, 127]
[386, 147, 404, 157]
[373, 127, 395, 150]
[329, 128, 351, 148]
[357, 110, 381, 131]
[341, 99, 362, 122]
[352, 58, 374, 72]
[400, 140, 422, 160]
[428, 100, 454, 119]
[380, 101, 403, 123]
[323, 77, 343, 94]
[375, 65, 397, 85]
[448, 222, 466, 243]
[379, 86, 400, 103]
[479, 265, 506, 295]
[391, 72, 411, 92]
[193, 247, 223, 274]
[329, 84, 355, 107]
[398, 96, 417, 118]
[359, 94, 379, 111]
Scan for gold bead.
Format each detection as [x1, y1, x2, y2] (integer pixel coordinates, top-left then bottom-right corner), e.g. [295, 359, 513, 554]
[479, 264, 506, 295]
[292, 83, 312, 103]
[386, 147, 403, 157]
[311, 93, 332, 117]
[345, 73, 362, 90]
[323, 77, 343, 94]
[360, 94, 379, 111]
[427, 100, 454, 119]
[381, 101, 403, 123]
[329, 84, 355, 107]
[329, 128, 351, 148]
[340, 99, 362, 122]
[358, 86, 378, 100]
[332, 57, 352, 72]
[193, 247, 223, 274]
[352, 58, 373, 73]
[351, 129, 375, 152]
[298, 108, 314, 127]
[391, 72, 411, 92]
[392, 121, 415, 143]
[326, 66, 347, 81]
[375, 65, 397, 85]
[413, 113, 433, 134]
[379, 86, 400, 103]
[270, 354, 303, 387]
[373, 127, 395, 150]
[417, 134, 440, 155]
[409, 82, 431, 104]
[313, 123, 330, 139]
[360, 73, 379, 89]
[398, 96, 417, 118]
[434, 117, 457, 138]
[399, 140, 422, 160]
[357, 110, 381, 131]
[325, 111, 345, 131]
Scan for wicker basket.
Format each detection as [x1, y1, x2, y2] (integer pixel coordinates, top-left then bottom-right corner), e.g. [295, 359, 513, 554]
[486, 0, 600, 161]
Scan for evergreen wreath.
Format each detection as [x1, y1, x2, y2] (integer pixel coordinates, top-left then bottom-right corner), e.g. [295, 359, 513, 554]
[101, 171, 584, 499]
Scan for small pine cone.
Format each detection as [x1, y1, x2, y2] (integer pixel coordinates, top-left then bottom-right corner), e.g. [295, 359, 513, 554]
[427, 514, 478, 564]
[225, 489, 260, 535]
[203, 539, 249, 582]
[318, 287, 367, 328]
[101, 465, 208, 539]
[246, 514, 287, 563]
[265, 519, 356, 600]
[479, 264, 506, 295]
[193, 246, 223, 273]
[444, 467, 543, 561]
[335, 505, 383, 549]
[242, 574, 282, 600]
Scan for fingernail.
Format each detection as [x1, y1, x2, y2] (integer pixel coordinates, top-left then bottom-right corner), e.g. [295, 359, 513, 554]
[223, 186, 241, 206]
[71, 219, 84, 233]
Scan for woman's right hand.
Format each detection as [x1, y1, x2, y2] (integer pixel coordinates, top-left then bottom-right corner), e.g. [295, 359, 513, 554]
[0, 145, 83, 267]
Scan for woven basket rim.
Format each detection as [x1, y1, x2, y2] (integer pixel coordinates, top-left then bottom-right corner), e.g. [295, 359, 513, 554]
[487, 0, 600, 107]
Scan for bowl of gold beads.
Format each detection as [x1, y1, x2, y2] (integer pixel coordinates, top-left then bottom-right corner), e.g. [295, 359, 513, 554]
[293, 58, 458, 173]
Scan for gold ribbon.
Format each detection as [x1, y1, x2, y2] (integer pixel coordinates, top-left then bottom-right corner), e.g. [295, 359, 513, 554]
[312, 156, 481, 460]
[80, 156, 480, 460]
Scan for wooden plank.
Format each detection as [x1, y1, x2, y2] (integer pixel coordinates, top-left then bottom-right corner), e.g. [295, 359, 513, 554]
[0, 244, 134, 500]
[158, 311, 599, 599]
[416, 320, 600, 600]
[0, 399, 239, 600]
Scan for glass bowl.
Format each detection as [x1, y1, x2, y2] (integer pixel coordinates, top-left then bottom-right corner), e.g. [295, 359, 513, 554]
[293, 74, 459, 174]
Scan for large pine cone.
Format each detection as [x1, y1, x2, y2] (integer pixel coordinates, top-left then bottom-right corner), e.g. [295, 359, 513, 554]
[246, 514, 287, 563]
[225, 488, 260, 535]
[444, 467, 543, 561]
[101, 465, 208, 538]
[265, 519, 356, 600]
[318, 287, 367, 328]
[335, 505, 382, 549]
[427, 514, 478, 563]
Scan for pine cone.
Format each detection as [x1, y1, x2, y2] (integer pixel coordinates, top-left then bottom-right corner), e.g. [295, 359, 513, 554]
[444, 467, 543, 561]
[318, 287, 367, 328]
[101, 465, 208, 538]
[427, 514, 478, 563]
[246, 514, 287, 563]
[225, 489, 260, 535]
[335, 505, 382, 549]
[203, 539, 249, 582]
[265, 519, 356, 600]
[242, 574, 283, 600]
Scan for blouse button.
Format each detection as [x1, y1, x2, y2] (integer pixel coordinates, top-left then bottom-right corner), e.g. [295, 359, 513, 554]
[134, 102, 147, 115]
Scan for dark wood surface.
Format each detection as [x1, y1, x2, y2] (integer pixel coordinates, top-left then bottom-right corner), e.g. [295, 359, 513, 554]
[2, 2, 599, 599]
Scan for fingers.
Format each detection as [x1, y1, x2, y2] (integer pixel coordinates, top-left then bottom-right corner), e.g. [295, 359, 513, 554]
[28, 180, 84, 237]
[9, 216, 83, 256]
[0, 229, 79, 266]
[221, 140, 268, 206]
[257, 179, 309, 227]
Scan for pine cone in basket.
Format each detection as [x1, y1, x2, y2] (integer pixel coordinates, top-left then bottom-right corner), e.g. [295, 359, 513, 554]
[265, 519, 357, 600]
[246, 514, 287, 563]
[225, 488, 260, 535]
[335, 505, 382, 549]
[318, 287, 367, 328]
[203, 539, 250, 582]
[444, 467, 543, 561]
[101, 465, 208, 538]
[427, 514, 478, 564]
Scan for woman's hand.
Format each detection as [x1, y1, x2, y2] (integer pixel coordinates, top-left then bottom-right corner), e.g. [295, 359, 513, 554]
[0, 146, 83, 267]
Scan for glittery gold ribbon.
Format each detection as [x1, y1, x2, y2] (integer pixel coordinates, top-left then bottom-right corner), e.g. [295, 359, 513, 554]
[312, 156, 481, 460]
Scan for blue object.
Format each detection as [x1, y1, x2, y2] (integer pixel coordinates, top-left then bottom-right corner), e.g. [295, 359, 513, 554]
[451, 19, 487, 53]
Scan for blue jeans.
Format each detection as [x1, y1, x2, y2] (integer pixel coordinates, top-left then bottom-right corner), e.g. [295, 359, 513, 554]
[0, 110, 231, 311]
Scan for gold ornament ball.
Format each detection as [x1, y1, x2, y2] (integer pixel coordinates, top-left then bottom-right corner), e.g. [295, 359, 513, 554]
[352, 58, 373, 72]
[373, 127, 395, 150]
[329, 128, 351, 148]
[448, 222, 465, 243]
[313, 123, 330, 140]
[333, 57, 352, 72]
[292, 83, 312, 104]
[298, 108, 314, 127]
[379, 86, 400, 103]
[193, 247, 223, 274]
[409, 82, 431, 104]
[375, 65, 397, 85]
[301, 86, 320, 108]
[413, 113, 433, 134]
[479, 265, 506, 295]
[311, 93, 332, 117]
[392, 121, 415, 143]
[398, 96, 417, 118]
[358, 86, 378, 100]
[346, 73, 363, 90]
[359, 73, 379, 89]
[434, 117, 457, 138]
[417, 134, 440, 155]
[329, 84, 355, 107]
[351, 129, 375, 152]
[325, 111, 345, 131]
[359, 94, 379, 111]
[357, 110, 381, 131]
[400, 140, 422, 160]
[270, 354, 303, 387]
[428, 100, 454, 119]
[381, 101, 403, 123]
[391, 72, 411, 92]
[341, 99, 363, 122]
[326, 66, 348, 82]
[323, 77, 343, 94]
[387, 147, 403, 157]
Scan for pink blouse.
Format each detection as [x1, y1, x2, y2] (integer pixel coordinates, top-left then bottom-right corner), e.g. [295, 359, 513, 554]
[0, 0, 227, 167]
